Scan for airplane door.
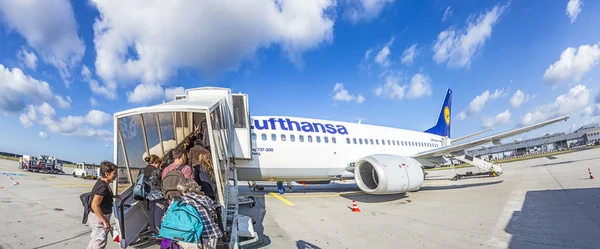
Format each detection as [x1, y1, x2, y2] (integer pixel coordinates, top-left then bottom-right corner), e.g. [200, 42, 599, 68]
[113, 115, 150, 248]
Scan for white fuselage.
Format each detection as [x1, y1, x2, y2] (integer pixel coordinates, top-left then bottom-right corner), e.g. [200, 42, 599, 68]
[235, 116, 444, 181]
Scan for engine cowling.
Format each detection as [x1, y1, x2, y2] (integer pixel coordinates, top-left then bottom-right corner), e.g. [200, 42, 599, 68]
[354, 154, 425, 195]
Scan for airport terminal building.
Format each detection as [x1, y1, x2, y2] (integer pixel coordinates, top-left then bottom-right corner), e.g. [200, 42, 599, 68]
[466, 123, 600, 161]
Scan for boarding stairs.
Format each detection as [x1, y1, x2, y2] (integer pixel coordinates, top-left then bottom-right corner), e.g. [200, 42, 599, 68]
[449, 154, 502, 180]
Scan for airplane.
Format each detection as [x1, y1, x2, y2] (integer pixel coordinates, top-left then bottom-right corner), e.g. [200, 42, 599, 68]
[112, 87, 568, 248]
[234, 89, 569, 195]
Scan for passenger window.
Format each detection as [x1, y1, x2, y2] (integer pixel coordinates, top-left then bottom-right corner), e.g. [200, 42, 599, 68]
[316, 136, 321, 143]
[346, 138, 351, 144]
[290, 135, 295, 142]
[324, 137, 329, 143]
[359, 138, 363, 144]
[281, 134, 286, 141]
[393, 140, 396, 146]
[376, 140, 379, 145]
[271, 134, 276, 141]
[308, 135, 313, 142]
[401, 141, 404, 146]
[261, 133, 267, 141]
[365, 139, 369, 144]
[300, 135, 304, 142]
[251, 133, 257, 140]
[332, 137, 336, 144]
[370, 139, 374, 144]
[397, 140, 400, 145]
[353, 138, 357, 144]
[387, 140, 391, 145]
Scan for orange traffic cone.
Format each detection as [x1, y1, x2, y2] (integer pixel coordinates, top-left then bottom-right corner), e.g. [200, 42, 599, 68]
[589, 168, 595, 179]
[351, 200, 361, 212]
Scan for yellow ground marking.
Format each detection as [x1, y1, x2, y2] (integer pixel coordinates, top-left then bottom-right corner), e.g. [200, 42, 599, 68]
[269, 192, 295, 206]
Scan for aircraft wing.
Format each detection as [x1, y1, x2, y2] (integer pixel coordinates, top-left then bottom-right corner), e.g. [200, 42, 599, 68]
[412, 115, 569, 159]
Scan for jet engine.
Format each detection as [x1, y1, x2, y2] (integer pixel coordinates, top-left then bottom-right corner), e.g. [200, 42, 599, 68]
[354, 154, 425, 195]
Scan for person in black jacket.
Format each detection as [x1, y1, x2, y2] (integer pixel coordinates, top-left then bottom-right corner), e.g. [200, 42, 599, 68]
[143, 155, 167, 237]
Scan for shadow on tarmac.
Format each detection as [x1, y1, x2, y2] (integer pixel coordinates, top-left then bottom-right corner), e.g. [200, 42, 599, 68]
[420, 180, 504, 191]
[296, 240, 322, 249]
[505, 188, 600, 249]
[531, 156, 600, 167]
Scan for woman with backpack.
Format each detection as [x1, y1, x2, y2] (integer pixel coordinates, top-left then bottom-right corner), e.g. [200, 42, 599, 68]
[160, 179, 223, 249]
[143, 155, 168, 238]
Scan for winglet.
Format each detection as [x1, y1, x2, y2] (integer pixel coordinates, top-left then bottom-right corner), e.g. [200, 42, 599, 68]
[424, 89, 452, 138]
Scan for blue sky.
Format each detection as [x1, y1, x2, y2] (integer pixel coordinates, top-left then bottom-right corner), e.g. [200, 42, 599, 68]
[0, 0, 599, 163]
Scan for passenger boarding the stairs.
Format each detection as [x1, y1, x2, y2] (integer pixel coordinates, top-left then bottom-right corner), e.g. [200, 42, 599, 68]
[87, 161, 118, 249]
[189, 140, 217, 201]
[160, 179, 223, 249]
[142, 155, 168, 238]
[162, 148, 194, 200]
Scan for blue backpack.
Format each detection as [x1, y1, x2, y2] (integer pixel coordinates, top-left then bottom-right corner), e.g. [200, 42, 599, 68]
[160, 198, 204, 244]
[133, 171, 149, 200]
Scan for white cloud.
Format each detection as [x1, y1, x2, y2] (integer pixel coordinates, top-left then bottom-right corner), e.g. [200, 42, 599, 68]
[39, 131, 48, 140]
[86, 110, 112, 126]
[375, 75, 406, 100]
[566, 0, 582, 23]
[0, 0, 85, 86]
[164, 87, 185, 101]
[81, 65, 117, 100]
[433, 4, 506, 68]
[90, 97, 98, 107]
[401, 44, 417, 65]
[55, 95, 72, 109]
[407, 73, 432, 99]
[0, 64, 70, 113]
[490, 88, 505, 100]
[18, 102, 113, 142]
[344, 0, 394, 23]
[93, 0, 335, 89]
[482, 110, 511, 128]
[442, 6, 452, 22]
[19, 105, 37, 128]
[375, 72, 432, 101]
[542, 43, 600, 85]
[457, 89, 505, 120]
[16, 48, 37, 70]
[332, 83, 365, 104]
[582, 106, 593, 117]
[127, 84, 164, 104]
[359, 48, 373, 72]
[127, 84, 187, 104]
[581, 104, 600, 117]
[375, 46, 391, 68]
[510, 90, 533, 108]
[520, 84, 589, 126]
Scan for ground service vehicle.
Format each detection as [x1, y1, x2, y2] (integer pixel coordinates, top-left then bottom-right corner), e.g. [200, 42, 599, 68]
[72, 163, 98, 179]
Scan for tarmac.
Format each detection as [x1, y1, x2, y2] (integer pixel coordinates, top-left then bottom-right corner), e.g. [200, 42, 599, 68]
[0, 147, 599, 249]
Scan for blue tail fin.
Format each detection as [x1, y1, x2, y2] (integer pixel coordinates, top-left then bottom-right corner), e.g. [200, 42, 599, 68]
[424, 89, 452, 138]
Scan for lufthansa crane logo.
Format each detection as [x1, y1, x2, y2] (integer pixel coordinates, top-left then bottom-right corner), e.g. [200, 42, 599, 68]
[444, 106, 450, 125]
